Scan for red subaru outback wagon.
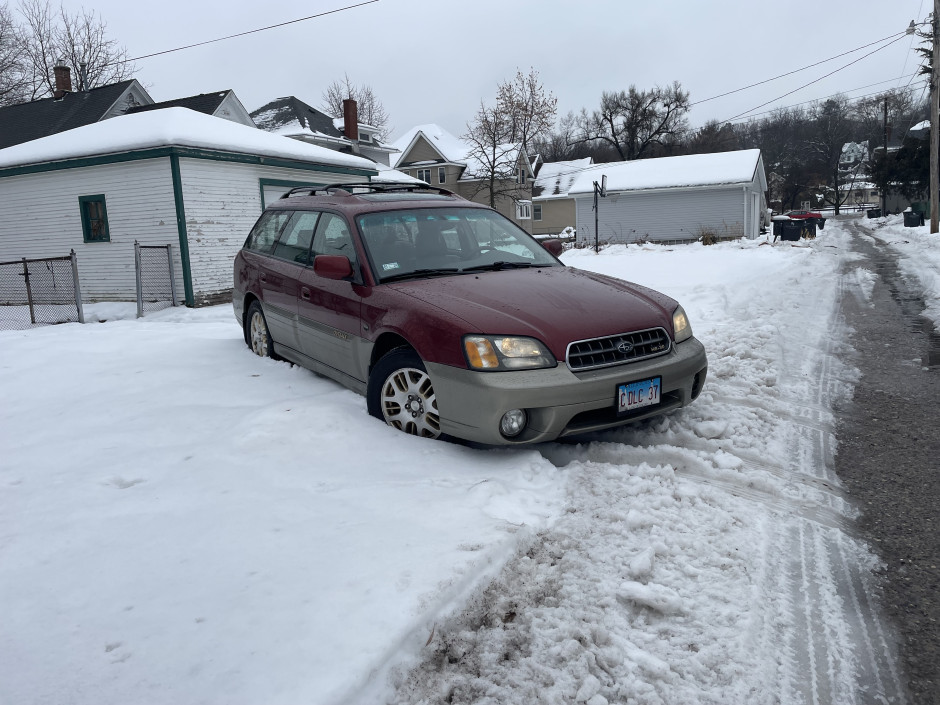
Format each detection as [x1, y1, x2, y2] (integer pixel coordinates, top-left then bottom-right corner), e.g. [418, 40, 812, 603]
[233, 183, 708, 445]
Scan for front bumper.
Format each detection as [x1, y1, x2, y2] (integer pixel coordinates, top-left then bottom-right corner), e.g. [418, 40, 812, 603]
[426, 337, 708, 445]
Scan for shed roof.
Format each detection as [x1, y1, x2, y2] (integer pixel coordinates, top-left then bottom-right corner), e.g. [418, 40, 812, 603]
[127, 90, 232, 116]
[0, 107, 378, 171]
[568, 149, 764, 195]
[0, 80, 140, 150]
[533, 158, 594, 199]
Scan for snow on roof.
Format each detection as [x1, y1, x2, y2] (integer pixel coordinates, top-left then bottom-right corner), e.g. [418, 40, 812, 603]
[568, 149, 763, 195]
[0, 107, 377, 171]
[533, 158, 594, 199]
[371, 163, 426, 184]
[910, 119, 930, 132]
[391, 123, 470, 167]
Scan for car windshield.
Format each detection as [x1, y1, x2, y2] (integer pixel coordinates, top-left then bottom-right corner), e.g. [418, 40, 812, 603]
[357, 207, 560, 283]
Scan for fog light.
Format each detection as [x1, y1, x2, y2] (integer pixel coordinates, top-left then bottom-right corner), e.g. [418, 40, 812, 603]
[500, 409, 527, 438]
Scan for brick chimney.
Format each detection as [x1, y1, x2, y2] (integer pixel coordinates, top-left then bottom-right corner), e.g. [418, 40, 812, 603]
[53, 59, 72, 99]
[342, 98, 359, 152]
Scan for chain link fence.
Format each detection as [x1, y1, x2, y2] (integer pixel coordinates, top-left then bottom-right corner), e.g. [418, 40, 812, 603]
[0, 251, 84, 330]
[135, 242, 178, 317]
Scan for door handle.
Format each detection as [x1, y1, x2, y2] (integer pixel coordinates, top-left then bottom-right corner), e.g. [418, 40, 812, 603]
[301, 287, 311, 301]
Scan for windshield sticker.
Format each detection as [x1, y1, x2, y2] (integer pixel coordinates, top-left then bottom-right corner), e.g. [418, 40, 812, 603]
[382, 262, 400, 271]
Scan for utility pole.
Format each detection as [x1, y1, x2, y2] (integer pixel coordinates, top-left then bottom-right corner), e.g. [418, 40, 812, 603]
[882, 96, 888, 216]
[932, 0, 940, 233]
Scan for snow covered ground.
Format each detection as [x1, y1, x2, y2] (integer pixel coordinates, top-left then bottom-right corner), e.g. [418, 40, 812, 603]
[3, 217, 936, 703]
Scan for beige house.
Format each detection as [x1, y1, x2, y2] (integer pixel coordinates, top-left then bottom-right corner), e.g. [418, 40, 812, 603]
[532, 157, 593, 237]
[390, 124, 535, 233]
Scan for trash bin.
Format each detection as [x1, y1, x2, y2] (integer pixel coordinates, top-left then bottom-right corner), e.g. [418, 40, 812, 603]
[780, 221, 802, 241]
[903, 210, 925, 227]
[867, 208, 882, 218]
[816, 217, 826, 230]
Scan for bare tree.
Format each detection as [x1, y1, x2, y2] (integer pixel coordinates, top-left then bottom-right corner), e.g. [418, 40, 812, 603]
[461, 100, 522, 209]
[321, 74, 390, 139]
[0, 2, 28, 105]
[806, 96, 857, 214]
[494, 67, 557, 153]
[9, 0, 134, 103]
[572, 82, 691, 160]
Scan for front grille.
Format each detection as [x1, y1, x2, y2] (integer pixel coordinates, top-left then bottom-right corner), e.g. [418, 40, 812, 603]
[566, 327, 671, 371]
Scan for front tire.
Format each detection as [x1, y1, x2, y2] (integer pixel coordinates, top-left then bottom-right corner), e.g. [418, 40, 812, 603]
[246, 300, 279, 359]
[367, 349, 441, 439]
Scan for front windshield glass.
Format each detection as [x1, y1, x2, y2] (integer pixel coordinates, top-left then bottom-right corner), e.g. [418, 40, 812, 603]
[357, 207, 560, 282]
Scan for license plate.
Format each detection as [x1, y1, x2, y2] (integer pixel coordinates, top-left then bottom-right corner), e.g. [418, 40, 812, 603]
[617, 377, 661, 414]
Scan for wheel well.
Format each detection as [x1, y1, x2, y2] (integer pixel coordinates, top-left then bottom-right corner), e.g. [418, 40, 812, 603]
[370, 333, 413, 372]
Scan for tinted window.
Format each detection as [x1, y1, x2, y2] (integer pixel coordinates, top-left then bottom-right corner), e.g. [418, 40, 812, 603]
[247, 210, 292, 253]
[273, 211, 320, 265]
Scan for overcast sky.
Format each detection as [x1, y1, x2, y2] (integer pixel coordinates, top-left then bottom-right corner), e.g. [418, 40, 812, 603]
[54, 0, 928, 143]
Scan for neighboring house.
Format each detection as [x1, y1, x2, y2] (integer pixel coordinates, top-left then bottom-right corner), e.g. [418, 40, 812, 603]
[0, 108, 377, 306]
[251, 96, 398, 166]
[391, 124, 535, 233]
[127, 90, 255, 127]
[531, 157, 593, 236]
[0, 63, 153, 149]
[840, 180, 881, 210]
[568, 149, 767, 245]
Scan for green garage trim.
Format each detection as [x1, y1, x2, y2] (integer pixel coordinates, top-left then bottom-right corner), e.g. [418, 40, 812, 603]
[0, 146, 378, 179]
[169, 153, 195, 307]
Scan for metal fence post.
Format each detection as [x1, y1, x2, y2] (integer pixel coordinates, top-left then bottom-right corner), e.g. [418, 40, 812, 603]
[166, 243, 178, 307]
[22, 258, 35, 324]
[134, 240, 143, 318]
[70, 249, 84, 324]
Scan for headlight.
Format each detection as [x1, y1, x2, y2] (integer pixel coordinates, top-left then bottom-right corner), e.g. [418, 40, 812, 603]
[463, 335, 556, 371]
[672, 305, 692, 343]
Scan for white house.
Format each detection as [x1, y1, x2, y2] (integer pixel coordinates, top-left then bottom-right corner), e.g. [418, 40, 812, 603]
[0, 108, 377, 306]
[569, 149, 767, 245]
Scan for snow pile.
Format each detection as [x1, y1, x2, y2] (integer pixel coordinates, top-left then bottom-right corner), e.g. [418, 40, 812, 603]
[1, 223, 906, 704]
[865, 214, 940, 325]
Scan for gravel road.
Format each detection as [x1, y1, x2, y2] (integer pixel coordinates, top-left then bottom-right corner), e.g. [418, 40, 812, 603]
[834, 220, 940, 704]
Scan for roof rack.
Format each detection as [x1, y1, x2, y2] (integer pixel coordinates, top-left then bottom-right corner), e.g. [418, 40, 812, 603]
[279, 182, 459, 199]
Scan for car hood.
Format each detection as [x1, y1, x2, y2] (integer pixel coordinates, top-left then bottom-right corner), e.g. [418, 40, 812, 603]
[387, 266, 677, 357]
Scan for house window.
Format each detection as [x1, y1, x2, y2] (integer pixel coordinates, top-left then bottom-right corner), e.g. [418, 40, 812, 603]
[533, 204, 542, 221]
[79, 195, 110, 243]
[516, 201, 532, 220]
[417, 168, 431, 183]
[438, 167, 446, 184]
[517, 167, 527, 185]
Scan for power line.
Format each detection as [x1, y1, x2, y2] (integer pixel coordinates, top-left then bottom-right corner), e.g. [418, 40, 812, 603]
[692, 30, 911, 107]
[115, 0, 379, 66]
[724, 33, 911, 122]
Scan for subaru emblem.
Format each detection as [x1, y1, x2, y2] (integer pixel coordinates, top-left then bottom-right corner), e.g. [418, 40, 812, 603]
[617, 341, 634, 354]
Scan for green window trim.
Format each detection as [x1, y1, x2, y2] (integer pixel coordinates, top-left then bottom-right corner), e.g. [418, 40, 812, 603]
[79, 194, 110, 243]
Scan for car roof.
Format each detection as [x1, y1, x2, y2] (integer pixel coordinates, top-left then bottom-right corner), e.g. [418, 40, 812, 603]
[265, 182, 491, 216]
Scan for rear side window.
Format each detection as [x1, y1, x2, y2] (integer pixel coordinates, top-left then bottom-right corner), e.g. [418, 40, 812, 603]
[273, 211, 320, 265]
[246, 210, 292, 253]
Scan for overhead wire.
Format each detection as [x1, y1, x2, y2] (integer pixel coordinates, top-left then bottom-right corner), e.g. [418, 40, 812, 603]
[724, 33, 912, 122]
[107, 0, 379, 67]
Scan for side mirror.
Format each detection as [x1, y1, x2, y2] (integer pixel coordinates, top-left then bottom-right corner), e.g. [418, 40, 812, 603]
[540, 238, 563, 257]
[313, 254, 353, 280]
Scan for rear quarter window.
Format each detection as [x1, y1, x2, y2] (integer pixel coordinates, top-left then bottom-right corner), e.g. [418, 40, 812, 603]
[246, 210, 292, 253]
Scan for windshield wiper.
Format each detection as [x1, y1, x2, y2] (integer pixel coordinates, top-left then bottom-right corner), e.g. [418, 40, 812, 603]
[462, 261, 542, 272]
[381, 267, 462, 283]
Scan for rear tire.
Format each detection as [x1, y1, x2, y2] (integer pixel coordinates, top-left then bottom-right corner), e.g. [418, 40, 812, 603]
[367, 349, 441, 439]
[246, 300, 279, 360]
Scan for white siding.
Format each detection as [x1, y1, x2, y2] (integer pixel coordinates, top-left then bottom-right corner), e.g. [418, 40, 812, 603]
[178, 159, 363, 304]
[0, 158, 183, 301]
[575, 185, 756, 245]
